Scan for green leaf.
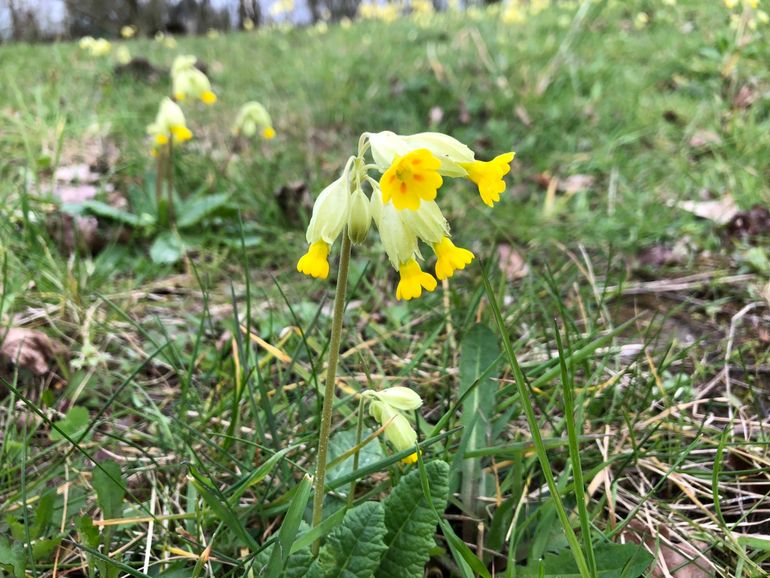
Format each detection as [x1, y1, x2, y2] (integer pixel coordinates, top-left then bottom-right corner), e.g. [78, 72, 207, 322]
[30, 490, 55, 540]
[518, 543, 654, 577]
[264, 474, 314, 578]
[93, 460, 126, 520]
[375, 460, 450, 578]
[49, 406, 90, 442]
[226, 447, 292, 503]
[77, 515, 100, 548]
[177, 193, 230, 228]
[456, 324, 499, 513]
[81, 200, 146, 227]
[317, 502, 387, 578]
[188, 465, 259, 551]
[0, 536, 26, 578]
[327, 428, 385, 485]
[150, 232, 186, 264]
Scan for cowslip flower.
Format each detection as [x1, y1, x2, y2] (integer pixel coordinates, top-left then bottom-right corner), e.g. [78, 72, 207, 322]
[171, 55, 216, 104]
[296, 131, 514, 299]
[79, 37, 111, 57]
[232, 101, 276, 140]
[369, 131, 515, 208]
[297, 162, 352, 279]
[364, 387, 422, 464]
[121, 25, 137, 39]
[147, 98, 193, 154]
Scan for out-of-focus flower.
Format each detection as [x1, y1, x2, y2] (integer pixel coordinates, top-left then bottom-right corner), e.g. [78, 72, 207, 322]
[147, 98, 193, 155]
[116, 46, 132, 65]
[207, 28, 220, 39]
[80, 37, 112, 57]
[243, 17, 255, 30]
[121, 25, 137, 39]
[232, 101, 276, 139]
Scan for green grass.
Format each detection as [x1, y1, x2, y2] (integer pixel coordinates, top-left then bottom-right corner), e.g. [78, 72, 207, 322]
[1, 0, 769, 576]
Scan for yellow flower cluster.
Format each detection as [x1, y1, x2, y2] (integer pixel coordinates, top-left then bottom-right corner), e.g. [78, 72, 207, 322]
[146, 54, 275, 155]
[725, 0, 769, 30]
[171, 55, 217, 105]
[297, 131, 515, 300]
[79, 36, 112, 57]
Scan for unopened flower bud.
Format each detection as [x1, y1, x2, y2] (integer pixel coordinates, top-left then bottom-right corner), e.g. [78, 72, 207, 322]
[347, 188, 371, 244]
[373, 386, 423, 411]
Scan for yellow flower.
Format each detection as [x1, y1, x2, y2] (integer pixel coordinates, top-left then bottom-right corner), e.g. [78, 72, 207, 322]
[121, 25, 137, 39]
[232, 101, 275, 139]
[396, 259, 437, 301]
[147, 98, 193, 153]
[298, 167, 352, 279]
[460, 152, 515, 207]
[380, 149, 443, 211]
[433, 237, 474, 280]
[297, 241, 330, 279]
[401, 452, 419, 464]
[173, 67, 217, 105]
[116, 46, 131, 65]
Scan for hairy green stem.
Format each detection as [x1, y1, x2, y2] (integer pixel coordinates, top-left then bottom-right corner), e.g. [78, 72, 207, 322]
[347, 396, 366, 507]
[166, 139, 175, 227]
[311, 232, 352, 553]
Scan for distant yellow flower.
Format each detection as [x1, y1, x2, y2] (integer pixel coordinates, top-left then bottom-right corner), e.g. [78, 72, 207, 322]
[80, 37, 111, 57]
[380, 149, 443, 211]
[433, 237, 474, 280]
[147, 98, 193, 154]
[173, 67, 217, 104]
[460, 152, 515, 207]
[116, 46, 131, 65]
[243, 17, 255, 30]
[232, 101, 276, 139]
[121, 25, 137, 39]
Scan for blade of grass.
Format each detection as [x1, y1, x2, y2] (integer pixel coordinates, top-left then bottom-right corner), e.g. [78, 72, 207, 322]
[480, 263, 590, 577]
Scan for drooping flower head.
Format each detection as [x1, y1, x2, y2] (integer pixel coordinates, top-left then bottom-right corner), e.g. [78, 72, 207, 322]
[232, 101, 276, 140]
[147, 98, 193, 155]
[171, 55, 216, 104]
[364, 386, 423, 464]
[297, 131, 515, 299]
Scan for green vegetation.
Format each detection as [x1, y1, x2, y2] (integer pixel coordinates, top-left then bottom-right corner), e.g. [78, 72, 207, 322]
[0, 1, 769, 576]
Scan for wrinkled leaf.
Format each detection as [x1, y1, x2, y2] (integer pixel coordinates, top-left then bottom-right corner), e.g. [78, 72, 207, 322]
[375, 460, 449, 578]
[50, 406, 90, 442]
[518, 542, 653, 577]
[150, 232, 186, 264]
[316, 502, 387, 578]
[93, 460, 126, 520]
[177, 193, 231, 228]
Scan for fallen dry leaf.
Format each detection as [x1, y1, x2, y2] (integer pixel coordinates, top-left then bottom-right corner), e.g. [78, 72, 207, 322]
[559, 174, 595, 194]
[497, 244, 529, 281]
[733, 84, 758, 110]
[726, 205, 770, 239]
[514, 104, 532, 127]
[1, 328, 66, 375]
[688, 129, 721, 149]
[677, 195, 739, 225]
[637, 244, 686, 267]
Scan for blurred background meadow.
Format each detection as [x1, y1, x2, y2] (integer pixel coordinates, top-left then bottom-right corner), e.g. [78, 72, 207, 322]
[1, 0, 770, 576]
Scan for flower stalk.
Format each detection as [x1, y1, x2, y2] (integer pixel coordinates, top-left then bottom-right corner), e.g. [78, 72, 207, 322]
[311, 231, 352, 553]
